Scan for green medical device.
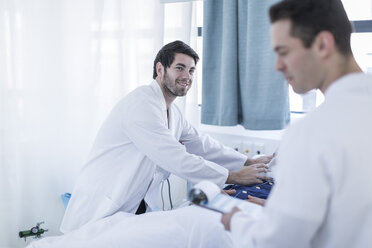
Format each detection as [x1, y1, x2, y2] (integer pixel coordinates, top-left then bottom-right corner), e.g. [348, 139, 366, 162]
[19, 222, 48, 241]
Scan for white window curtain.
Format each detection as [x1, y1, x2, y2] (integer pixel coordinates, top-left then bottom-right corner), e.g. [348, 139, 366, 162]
[0, 0, 197, 247]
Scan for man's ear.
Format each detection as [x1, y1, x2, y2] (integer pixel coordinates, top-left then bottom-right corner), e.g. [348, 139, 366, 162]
[156, 62, 164, 78]
[314, 31, 335, 59]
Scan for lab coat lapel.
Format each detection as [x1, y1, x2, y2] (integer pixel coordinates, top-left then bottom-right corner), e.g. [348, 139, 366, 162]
[150, 80, 168, 128]
[144, 81, 172, 211]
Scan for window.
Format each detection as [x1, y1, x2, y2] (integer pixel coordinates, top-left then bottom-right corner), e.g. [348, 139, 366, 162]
[195, 1, 372, 114]
[290, 0, 372, 114]
[195, 1, 203, 105]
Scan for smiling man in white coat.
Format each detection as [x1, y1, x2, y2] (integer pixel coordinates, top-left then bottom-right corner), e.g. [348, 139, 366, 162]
[60, 40, 272, 234]
[221, 0, 372, 247]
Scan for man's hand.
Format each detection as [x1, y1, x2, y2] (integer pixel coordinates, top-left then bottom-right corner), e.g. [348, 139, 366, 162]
[226, 163, 269, 185]
[244, 154, 274, 166]
[221, 207, 240, 231]
[246, 195, 266, 207]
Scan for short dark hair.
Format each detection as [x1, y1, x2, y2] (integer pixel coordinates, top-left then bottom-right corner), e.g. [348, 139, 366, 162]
[269, 0, 353, 55]
[153, 40, 199, 79]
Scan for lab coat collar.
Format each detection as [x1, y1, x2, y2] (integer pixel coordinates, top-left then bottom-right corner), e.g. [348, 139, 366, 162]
[325, 72, 368, 98]
[150, 80, 167, 112]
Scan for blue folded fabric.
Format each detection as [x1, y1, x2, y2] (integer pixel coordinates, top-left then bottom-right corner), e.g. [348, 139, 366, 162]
[223, 181, 273, 200]
[61, 193, 71, 209]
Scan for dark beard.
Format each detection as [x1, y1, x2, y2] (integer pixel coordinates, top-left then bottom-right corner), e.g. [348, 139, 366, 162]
[162, 70, 187, 97]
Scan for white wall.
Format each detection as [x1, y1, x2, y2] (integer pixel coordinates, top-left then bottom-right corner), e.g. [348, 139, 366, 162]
[199, 124, 282, 156]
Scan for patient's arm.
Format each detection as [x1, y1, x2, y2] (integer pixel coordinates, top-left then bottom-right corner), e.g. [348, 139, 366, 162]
[222, 189, 267, 206]
[222, 189, 236, 195]
[246, 195, 266, 207]
[221, 195, 266, 230]
[221, 207, 241, 231]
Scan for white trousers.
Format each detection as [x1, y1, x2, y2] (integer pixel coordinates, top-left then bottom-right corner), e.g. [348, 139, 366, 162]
[27, 206, 233, 248]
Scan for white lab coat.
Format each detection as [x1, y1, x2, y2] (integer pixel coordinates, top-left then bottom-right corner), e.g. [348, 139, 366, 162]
[230, 73, 372, 248]
[60, 80, 247, 233]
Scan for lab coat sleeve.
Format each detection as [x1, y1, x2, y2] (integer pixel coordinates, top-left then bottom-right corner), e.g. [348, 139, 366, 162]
[122, 99, 229, 188]
[179, 118, 247, 172]
[230, 120, 331, 248]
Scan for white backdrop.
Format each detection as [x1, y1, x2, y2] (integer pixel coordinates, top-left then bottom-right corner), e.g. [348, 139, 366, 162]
[0, 0, 198, 247]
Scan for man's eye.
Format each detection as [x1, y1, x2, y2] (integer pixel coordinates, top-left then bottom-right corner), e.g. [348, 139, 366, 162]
[278, 51, 288, 57]
[175, 67, 183, 71]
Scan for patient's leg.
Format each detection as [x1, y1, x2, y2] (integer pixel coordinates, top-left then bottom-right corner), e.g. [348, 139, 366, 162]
[27, 206, 233, 248]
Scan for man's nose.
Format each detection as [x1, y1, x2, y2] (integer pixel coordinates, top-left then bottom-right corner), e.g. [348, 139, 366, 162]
[181, 70, 193, 80]
[275, 57, 285, 71]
